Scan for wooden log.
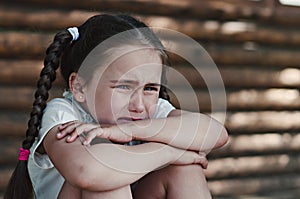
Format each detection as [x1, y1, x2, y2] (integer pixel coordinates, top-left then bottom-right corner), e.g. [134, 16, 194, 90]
[1, 5, 300, 47]
[1, 167, 299, 197]
[0, 138, 21, 165]
[2, 31, 300, 66]
[225, 88, 300, 111]
[169, 88, 300, 112]
[0, 4, 95, 30]
[0, 60, 65, 86]
[236, 189, 300, 199]
[213, 189, 300, 199]
[226, 111, 300, 133]
[1, 85, 299, 111]
[0, 111, 28, 137]
[0, 169, 12, 191]
[2, 115, 299, 159]
[0, 60, 41, 86]
[208, 174, 300, 196]
[219, 67, 300, 88]
[146, 16, 300, 46]
[209, 132, 300, 158]
[3, 0, 300, 26]
[205, 153, 300, 179]
[1, 110, 299, 136]
[168, 66, 300, 88]
[3, 137, 300, 180]
[0, 32, 51, 59]
[0, 86, 64, 111]
[1, 60, 299, 89]
[167, 44, 300, 66]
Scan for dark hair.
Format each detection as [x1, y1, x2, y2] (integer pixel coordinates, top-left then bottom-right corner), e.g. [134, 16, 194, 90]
[4, 14, 170, 199]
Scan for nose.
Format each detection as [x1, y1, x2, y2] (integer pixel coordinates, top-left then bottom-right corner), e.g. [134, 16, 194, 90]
[128, 89, 145, 113]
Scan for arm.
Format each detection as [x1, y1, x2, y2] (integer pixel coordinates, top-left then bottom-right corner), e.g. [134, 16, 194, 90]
[115, 109, 228, 152]
[59, 110, 228, 153]
[44, 125, 204, 192]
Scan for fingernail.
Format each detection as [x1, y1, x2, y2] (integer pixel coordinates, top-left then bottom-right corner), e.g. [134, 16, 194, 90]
[57, 133, 61, 137]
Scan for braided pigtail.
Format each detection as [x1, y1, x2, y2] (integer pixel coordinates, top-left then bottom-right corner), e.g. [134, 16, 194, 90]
[4, 30, 73, 199]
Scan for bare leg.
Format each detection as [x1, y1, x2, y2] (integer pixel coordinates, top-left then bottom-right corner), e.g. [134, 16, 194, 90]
[58, 181, 132, 199]
[58, 181, 81, 199]
[82, 185, 132, 199]
[133, 165, 212, 199]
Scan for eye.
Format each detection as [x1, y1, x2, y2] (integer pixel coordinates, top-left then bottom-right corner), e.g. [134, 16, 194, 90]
[144, 86, 159, 92]
[115, 85, 130, 90]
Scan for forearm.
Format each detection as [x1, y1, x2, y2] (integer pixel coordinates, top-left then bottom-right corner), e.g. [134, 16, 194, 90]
[45, 126, 174, 191]
[119, 112, 228, 152]
[82, 142, 173, 190]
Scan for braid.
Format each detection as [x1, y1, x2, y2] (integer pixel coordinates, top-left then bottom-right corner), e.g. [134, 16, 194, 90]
[4, 30, 73, 199]
[22, 31, 72, 150]
[6, 14, 172, 199]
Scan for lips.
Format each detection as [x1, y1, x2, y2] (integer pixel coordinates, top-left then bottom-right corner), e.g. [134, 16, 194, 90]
[117, 117, 144, 123]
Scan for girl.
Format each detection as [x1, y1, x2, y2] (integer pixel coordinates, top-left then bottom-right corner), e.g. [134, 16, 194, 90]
[5, 14, 228, 199]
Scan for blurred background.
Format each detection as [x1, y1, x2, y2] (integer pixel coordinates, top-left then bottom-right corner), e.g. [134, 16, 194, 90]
[0, 0, 300, 198]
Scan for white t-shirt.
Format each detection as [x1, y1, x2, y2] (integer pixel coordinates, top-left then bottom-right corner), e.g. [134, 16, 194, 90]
[28, 96, 175, 198]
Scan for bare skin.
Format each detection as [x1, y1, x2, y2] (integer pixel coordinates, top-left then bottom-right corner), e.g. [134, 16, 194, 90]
[44, 125, 210, 198]
[42, 47, 227, 198]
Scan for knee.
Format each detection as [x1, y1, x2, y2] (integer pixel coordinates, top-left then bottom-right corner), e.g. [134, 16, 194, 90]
[166, 164, 204, 176]
[82, 185, 132, 199]
[163, 164, 206, 183]
[162, 165, 212, 199]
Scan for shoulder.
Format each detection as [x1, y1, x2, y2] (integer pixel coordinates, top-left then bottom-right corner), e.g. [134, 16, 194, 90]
[42, 98, 80, 125]
[44, 98, 78, 114]
[153, 98, 176, 118]
[46, 98, 72, 109]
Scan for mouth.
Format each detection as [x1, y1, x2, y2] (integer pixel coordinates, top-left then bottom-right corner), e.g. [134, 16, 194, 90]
[117, 117, 144, 123]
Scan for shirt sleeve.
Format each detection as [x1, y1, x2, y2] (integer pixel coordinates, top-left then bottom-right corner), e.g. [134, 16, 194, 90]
[153, 98, 176, 119]
[31, 98, 79, 169]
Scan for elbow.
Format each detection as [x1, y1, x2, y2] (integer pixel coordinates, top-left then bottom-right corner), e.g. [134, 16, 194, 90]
[66, 165, 109, 192]
[71, 173, 94, 191]
[65, 165, 92, 190]
[214, 127, 229, 149]
[68, 164, 124, 192]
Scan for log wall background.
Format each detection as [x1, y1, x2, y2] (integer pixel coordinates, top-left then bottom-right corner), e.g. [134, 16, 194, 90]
[0, 0, 300, 198]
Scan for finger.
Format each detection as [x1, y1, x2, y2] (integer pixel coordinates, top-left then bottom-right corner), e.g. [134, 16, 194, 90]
[66, 124, 87, 143]
[61, 122, 83, 142]
[82, 128, 102, 145]
[198, 152, 208, 169]
[67, 123, 100, 143]
[57, 121, 79, 139]
[199, 157, 208, 169]
[58, 120, 78, 131]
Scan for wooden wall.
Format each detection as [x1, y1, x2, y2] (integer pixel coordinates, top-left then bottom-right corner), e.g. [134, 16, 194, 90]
[0, 0, 300, 198]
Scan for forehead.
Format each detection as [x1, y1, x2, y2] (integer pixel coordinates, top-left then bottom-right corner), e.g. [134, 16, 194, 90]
[103, 48, 163, 83]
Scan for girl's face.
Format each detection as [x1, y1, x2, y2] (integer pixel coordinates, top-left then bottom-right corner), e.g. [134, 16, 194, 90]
[84, 48, 163, 124]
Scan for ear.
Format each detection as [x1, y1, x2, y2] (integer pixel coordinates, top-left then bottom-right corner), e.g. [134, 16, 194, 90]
[69, 72, 86, 102]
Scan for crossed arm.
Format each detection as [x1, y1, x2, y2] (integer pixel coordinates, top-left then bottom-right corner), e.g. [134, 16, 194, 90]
[59, 109, 228, 152]
[43, 109, 228, 191]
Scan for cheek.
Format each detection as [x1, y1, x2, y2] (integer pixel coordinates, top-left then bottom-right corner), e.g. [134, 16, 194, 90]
[145, 94, 160, 118]
[93, 90, 115, 122]
[111, 92, 130, 114]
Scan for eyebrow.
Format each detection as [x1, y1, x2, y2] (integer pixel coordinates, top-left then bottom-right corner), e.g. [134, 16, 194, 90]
[145, 83, 161, 87]
[110, 80, 139, 84]
[110, 80, 161, 86]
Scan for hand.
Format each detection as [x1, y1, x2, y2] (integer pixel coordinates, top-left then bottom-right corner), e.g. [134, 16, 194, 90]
[57, 121, 133, 145]
[170, 147, 208, 169]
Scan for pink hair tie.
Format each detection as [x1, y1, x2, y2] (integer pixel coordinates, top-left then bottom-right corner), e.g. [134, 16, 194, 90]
[19, 147, 30, 161]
